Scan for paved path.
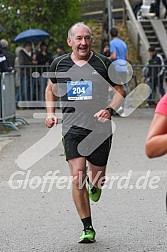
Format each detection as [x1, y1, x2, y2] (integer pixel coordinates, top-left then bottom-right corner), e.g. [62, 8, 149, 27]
[0, 108, 167, 252]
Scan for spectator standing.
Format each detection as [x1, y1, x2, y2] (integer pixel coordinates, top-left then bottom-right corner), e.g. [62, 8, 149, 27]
[18, 41, 35, 101]
[109, 28, 128, 62]
[36, 41, 52, 101]
[0, 47, 12, 73]
[0, 46, 13, 114]
[52, 44, 65, 61]
[0, 39, 15, 67]
[109, 27, 130, 114]
[36, 41, 51, 65]
[145, 47, 165, 107]
[102, 42, 110, 57]
[14, 47, 22, 106]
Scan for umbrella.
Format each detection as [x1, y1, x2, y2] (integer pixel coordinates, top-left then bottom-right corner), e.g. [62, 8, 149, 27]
[14, 29, 49, 43]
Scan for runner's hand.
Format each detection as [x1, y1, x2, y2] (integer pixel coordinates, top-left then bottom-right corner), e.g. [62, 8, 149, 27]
[94, 109, 111, 122]
[45, 115, 58, 128]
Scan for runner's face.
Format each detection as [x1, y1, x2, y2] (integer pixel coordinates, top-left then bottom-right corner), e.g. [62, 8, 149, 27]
[67, 26, 92, 60]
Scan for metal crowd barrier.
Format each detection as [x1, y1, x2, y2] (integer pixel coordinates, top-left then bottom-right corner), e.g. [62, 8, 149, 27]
[1, 64, 166, 131]
[14, 64, 167, 108]
[0, 71, 28, 130]
[15, 65, 59, 109]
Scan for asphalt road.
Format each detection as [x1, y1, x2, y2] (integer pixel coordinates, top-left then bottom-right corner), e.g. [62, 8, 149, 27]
[0, 108, 167, 252]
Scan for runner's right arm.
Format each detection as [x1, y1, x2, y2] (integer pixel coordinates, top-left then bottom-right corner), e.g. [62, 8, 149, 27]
[45, 79, 58, 128]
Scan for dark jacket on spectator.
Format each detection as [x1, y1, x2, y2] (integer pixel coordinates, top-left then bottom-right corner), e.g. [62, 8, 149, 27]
[19, 48, 33, 77]
[0, 48, 12, 73]
[2, 47, 15, 68]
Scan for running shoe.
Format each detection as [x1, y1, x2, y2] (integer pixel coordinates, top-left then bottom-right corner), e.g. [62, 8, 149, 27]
[79, 227, 96, 243]
[88, 183, 102, 202]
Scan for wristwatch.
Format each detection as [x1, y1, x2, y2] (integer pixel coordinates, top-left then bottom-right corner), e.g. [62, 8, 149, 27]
[105, 107, 114, 116]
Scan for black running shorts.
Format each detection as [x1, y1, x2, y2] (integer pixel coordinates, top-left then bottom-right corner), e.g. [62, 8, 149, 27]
[62, 132, 112, 166]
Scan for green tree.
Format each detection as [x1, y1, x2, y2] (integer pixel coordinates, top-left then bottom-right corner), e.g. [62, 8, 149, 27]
[0, 0, 88, 51]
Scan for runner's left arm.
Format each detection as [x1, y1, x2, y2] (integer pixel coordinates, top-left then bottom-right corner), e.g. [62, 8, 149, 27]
[94, 84, 126, 121]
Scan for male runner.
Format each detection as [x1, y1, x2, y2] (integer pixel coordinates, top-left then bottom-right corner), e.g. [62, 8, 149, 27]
[45, 22, 125, 243]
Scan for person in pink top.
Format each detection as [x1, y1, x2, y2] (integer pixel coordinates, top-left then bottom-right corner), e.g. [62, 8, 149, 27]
[145, 94, 167, 158]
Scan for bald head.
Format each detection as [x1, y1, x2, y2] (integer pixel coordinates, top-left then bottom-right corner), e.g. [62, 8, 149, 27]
[68, 22, 92, 39]
[67, 22, 93, 61]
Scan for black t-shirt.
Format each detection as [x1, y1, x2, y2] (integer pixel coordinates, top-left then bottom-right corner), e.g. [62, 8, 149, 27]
[49, 51, 115, 135]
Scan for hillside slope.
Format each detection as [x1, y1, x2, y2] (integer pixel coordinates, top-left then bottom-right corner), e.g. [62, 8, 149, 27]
[86, 20, 141, 65]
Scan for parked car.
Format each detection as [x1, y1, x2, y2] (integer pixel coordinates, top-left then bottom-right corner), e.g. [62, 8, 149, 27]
[138, 0, 155, 19]
[134, 0, 166, 19]
[111, 0, 155, 20]
[113, 0, 166, 19]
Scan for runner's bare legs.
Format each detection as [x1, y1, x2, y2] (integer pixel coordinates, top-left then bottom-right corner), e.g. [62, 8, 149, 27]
[69, 157, 106, 219]
[88, 162, 106, 188]
[68, 157, 91, 219]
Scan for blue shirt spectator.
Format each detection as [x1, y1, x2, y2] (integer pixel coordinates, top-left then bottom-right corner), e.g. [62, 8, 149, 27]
[109, 28, 128, 61]
[109, 37, 127, 60]
[109, 27, 130, 114]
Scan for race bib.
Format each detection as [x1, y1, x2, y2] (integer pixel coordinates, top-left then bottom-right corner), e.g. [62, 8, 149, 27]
[67, 80, 92, 100]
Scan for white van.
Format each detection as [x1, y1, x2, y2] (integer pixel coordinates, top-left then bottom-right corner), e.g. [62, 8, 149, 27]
[135, 0, 166, 19]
